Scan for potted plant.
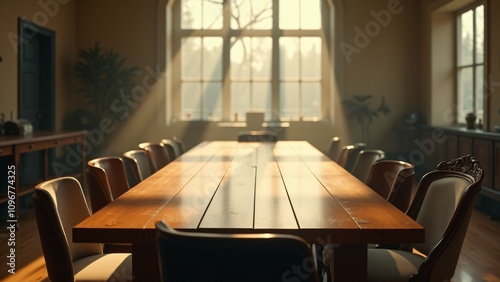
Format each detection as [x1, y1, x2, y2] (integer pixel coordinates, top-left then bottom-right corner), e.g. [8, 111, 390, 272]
[465, 112, 477, 129]
[75, 43, 140, 121]
[342, 94, 390, 145]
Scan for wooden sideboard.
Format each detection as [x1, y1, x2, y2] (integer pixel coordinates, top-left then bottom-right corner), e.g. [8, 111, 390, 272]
[395, 125, 500, 219]
[0, 131, 87, 217]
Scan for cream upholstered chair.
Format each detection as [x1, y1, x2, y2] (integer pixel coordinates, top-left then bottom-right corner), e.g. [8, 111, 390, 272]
[139, 142, 172, 172]
[350, 149, 386, 183]
[340, 155, 482, 282]
[155, 220, 319, 282]
[33, 177, 132, 282]
[327, 137, 341, 161]
[123, 149, 153, 186]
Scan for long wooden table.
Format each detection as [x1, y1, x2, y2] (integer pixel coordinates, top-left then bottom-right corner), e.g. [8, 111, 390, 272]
[74, 141, 424, 281]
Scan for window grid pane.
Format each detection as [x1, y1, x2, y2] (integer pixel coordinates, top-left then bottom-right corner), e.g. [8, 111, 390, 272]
[300, 0, 321, 30]
[301, 83, 321, 120]
[231, 0, 272, 30]
[475, 5, 484, 64]
[178, 0, 325, 121]
[181, 37, 201, 79]
[182, 0, 223, 30]
[203, 82, 222, 120]
[181, 82, 201, 120]
[458, 10, 473, 67]
[456, 4, 484, 125]
[231, 82, 251, 121]
[280, 0, 321, 30]
[202, 37, 223, 80]
[280, 82, 300, 120]
[457, 67, 473, 123]
[475, 65, 484, 120]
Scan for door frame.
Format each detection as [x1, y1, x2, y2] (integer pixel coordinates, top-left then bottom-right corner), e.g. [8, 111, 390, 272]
[18, 17, 56, 131]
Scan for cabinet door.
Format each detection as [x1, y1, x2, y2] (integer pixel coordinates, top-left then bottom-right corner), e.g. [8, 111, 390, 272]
[445, 134, 458, 161]
[458, 136, 473, 157]
[474, 139, 493, 188]
[495, 142, 500, 191]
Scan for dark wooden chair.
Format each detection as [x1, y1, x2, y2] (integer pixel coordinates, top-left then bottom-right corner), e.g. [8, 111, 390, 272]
[87, 157, 130, 206]
[350, 149, 386, 183]
[172, 136, 186, 154]
[87, 157, 132, 253]
[322, 159, 415, 274]
[138, 142, 172, 172]
[336, 143, 365, 169]
[33, 177, 132, 282]
[155, 220, 320, 282]
[327, 136, 341, 160]
[237, 130, 278, 142]
[161, 138, 182, 158]
[365, 159, 415, 212]
[123, 149, 153, 187]
[365, 155, 484, 282]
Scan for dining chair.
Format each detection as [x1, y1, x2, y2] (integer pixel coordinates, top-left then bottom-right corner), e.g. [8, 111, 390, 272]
[87, 157, 130, 204]
[385, 165, 416, 213]
[327, 136, 341, 161]
[86, 157, 133, 253]
[361, 155, 483, 282]
[161, 138, 181, 159]
[138, 142, 172, 172]
[33, 177, 132, 282]
[350, 149, 386, 183]
[237, 130, 278, 142]
[343, 143, 367, 172]
[336, 143, 366, 169]
[155, 220, 320, 282]
[86, 163, 113, 214]
[172, 136, 186, 155]
[322, 159, 415, 274]
[122, 149, 153, 187]
[365, 159, 415, 203]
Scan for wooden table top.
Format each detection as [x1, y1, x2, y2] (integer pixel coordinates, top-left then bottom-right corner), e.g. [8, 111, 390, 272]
[74, 141, 423, 246]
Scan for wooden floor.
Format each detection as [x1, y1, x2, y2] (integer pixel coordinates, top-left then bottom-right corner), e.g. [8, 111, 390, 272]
[1, 204, 499, 282]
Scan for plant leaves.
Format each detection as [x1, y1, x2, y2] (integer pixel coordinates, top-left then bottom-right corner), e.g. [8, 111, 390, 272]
[75, 42, 140, 119]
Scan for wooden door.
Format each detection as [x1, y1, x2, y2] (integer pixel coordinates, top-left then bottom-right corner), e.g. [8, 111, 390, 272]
[18, 18, 55, 184]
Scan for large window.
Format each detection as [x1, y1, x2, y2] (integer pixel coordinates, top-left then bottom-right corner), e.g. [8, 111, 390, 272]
[456, 3, 484, 124]
[172, 0, 330, 122]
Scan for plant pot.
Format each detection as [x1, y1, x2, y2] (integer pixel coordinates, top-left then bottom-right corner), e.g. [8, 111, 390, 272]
[465, 113, 476, 129]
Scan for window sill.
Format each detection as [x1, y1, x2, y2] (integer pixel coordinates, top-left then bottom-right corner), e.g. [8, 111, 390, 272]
[216, 122, 290, 128]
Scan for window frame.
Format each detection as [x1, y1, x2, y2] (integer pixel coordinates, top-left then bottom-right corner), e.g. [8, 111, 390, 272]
[455, 1, 485, 125]
[170, 0, 332, 122]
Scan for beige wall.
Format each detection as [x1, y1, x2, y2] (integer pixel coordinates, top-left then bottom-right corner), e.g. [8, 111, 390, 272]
[338, 0, 420, 152]
[13, 0, 494, 157]
[0, 0, 77, 130]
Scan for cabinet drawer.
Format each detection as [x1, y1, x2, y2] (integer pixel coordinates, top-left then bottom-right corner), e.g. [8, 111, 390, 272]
[474, 139, 493, 188]
[17, 136, 84, 153]
[0, 146, 14, 157]
[18, 140, 57, 152]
